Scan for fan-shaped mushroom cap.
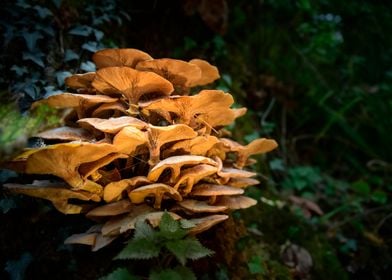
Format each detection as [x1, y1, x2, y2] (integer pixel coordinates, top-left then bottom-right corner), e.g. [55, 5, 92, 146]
[78, 116, 148, 134]
[220, 138, 278, 168]
[189, 59, 220, 86]
[147, 155, 217, 183]
[164, 135, 220, 157]
[217, 167, 257, 179]
[112, 126, 148, 154]
[173, 164, 218, 195]
[4, 181, 100, 214]
[215, 195, 257, 210]
[65, 225, 116, 251]
[177, 199, 228, 213]
[136, 58, 202, 88]
[188, 214, 229, 235]
[227, 177, 260, 188]
[91, 101, 128, 118]
[191, 183, 244, 197]
[35, 126, 94, 142]
[103, 176, 151, 202]
[92, 66, 174, 112]
[141, 90, 237, 132]
[23, 142, 116, 194]
[65, 72, 96, 89]
[146, 124, 197, 165]
[128, 183, 182, 209]
[93, 48, 153, 69]
[86, 199, 133, 219]
[33, 93, 118, 109]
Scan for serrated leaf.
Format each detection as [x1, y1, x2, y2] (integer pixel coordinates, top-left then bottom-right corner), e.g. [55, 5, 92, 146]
[133, 220, 156, 240]
[99, 268, 140, 280]
[165, 237, 214, 265]
[159, 212, 186, 240]
[115, 238, 161, 260]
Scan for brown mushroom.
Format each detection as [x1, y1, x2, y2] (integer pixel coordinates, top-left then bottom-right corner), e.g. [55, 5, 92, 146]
[65, 72, 96, 89]
[227, 177, 260, 188]
[77, 116, 148, 134]
[103, 176, 151, 202]
[35, 126, 94, 142]
[220, 138, 278, 168]
[190, 183, 244, 204]
[128, 183, 182, 209]
[145, 124, 197, 165]
[112, 126, 148, 154]
[93, 48, 153, 69]
[176, 199, 228, 213]
[136, 58, 202, 90]
[187, 214, 229, 235]
[173, 164, 218, 195]
[147, 155, 217, 183]
[215, 195, 257, 210]
[189, 59, 220, 86]
[4, 181, 100, 214]
[86, 199, 133, 220]
[64, 225, 116, 251]
[163, 135, 220, 157]
[91, 101, 128, 118]
[92, 66, 174, 114]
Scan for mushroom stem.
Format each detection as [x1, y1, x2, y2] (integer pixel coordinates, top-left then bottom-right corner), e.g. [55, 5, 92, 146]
[208, 196, 217, 205]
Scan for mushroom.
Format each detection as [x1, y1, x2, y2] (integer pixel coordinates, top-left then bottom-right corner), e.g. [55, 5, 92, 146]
[65, 72, 96, 90]
[190, 183, 244, 204]
[103, 176, 151, 202]
[215, 195, 257, 210]
[22, 142, 117, 194]
[4, 181, 100, 214]
[176, 199, 228, 213]
[64, 225, 116, 251]
[128, 183, 182, 209]
[147, 155, 217, 183]
[112, 126, 148, 154]
[163, 135, 220, 157]
[93, 48, 153, 69]
[91, 101, 128, 118]
[35, 126, 94, 142]
[145, 124, 197, 165]
[226, 177, 260, 188]
[141, 90, 238, 133]
[77, 116, 148, 134]
[86, 199, 133, 220]
[136, 58, 202, 91]
[92, 66, 174, 114]
[173, 164, 218, 195]
[220, 138, 278, 169]
[187, 214, 229, 235]
[188, 59, 220, 86]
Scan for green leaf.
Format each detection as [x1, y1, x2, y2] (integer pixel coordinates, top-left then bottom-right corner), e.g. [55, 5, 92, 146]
[69, 25, 92, 37]
[179, 219, 195, 229]
[159, 212, 186, 240]
[247, 255, 265, 274]
[165, 237, 214, 265]
[149, 266, 196, 280]
[133, 220, 156, 240]
[99, 268, 140, 280]
[371, 190, 388, 204]
[352, 180, 370, 196]
[64, 49, 79, 62]
[0, 198, 17, 214]
[115, 238, 161, 260]
[80, 61, 96, 72]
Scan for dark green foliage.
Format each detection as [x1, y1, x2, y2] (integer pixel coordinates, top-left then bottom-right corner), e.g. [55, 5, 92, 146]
[99, 268, 140, 280]
[149, 266, 196, 280]
[115, 213, 213, 265]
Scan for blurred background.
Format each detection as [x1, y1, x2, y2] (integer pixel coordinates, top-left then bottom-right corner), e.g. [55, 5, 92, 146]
[0, 0, 391, 279]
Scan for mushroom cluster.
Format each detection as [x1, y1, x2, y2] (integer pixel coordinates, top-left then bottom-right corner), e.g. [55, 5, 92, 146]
[4, 48, 278, 251]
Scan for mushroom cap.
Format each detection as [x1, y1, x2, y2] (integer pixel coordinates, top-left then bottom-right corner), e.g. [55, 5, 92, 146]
[92, 66, 174, 105]
[177, 199, 228, 213]
[147, 155, 217, 182]
[136, 58, 202, 88]
[65, 72, 96, 89]
[4, 181, 100, 214]
[93, 48, 153, 69]
[128, 183, 182, 209]
[86, 199, 133, 219]
[164, 135, 220, 157]
[103, 176, 151, 202]
[189, 59, 220, 86]
[227, 177, 260, 188]
[91, 101, 128, 118]
[173, 164, 218, 194]
[35, 126, 94, 142]
[217, 167, 257, 178]
[112, 126, 148, 154]
[190, 183, 244, 197]
[77, 116, 148, 134]
[187, 214, 229, 235]
[215, 195, 257, 210]
[33, 93, 118, 109]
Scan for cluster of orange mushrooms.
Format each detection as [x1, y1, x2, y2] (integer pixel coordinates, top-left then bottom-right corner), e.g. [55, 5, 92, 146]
[4, 49, 277, 251]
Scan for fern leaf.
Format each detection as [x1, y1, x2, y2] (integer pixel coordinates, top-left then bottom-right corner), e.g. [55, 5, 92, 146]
[165, 237, 214, 265]
[115, 238, 161, 260]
